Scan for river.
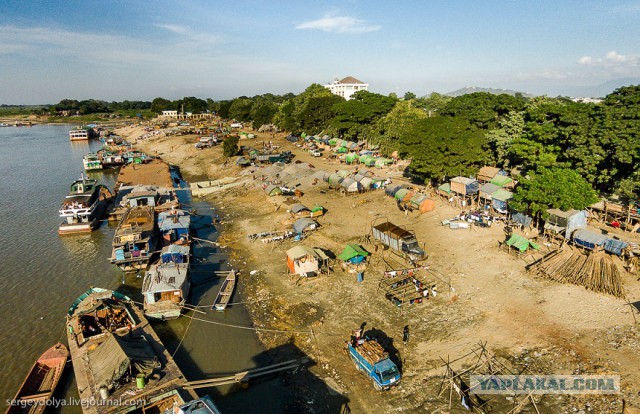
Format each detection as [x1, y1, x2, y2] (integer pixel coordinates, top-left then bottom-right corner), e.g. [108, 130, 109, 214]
[0, 125, 291, 413]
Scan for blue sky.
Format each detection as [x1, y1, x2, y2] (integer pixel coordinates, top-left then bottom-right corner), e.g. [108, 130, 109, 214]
[1, 0, 639, 104]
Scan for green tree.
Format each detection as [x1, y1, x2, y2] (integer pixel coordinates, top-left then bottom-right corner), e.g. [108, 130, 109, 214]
[485, 110, 524, 167]
[329, 91, 396, 139]
[151, 97, 172, 113]
[403, 91, 417, 100]
[371, 100, 428, 151]
[228, 98, 254, 122]
[223, 135, 240, 157]
[250, 100, 278, 129]
[510, 167, 598, 218]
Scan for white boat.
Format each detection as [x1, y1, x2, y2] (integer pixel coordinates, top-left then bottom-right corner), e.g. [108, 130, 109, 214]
[212, 270, 236, 311]
[142, 245, 191, 320]
[58, 175, 109, 234]
[69, 126, 95, 141]
[82, 153, 102, 171]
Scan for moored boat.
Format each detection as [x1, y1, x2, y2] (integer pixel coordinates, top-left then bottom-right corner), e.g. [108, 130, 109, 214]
[142, 245, 191, 320]
[110, 205, 157, 271]
[82, 153, 102, 171]
[59, 175, 110, 234]
[108, 185, 179, 222]
[212, 270, 236, 311]
[65, 288, 196, 414]
[5, 343, 68, 414]
[158, 209, 191, 246]
[69, 126, 96, 141]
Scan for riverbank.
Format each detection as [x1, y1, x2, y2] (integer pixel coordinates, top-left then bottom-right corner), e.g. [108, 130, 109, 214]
[118, 122, 640, 413]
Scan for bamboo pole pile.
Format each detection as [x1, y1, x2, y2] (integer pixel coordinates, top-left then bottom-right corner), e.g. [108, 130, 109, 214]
[529, 249, 625, 298]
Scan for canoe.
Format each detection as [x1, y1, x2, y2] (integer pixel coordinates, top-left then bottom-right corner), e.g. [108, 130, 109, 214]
[212, 270, 236, 311]
[6, 343, 68, 414]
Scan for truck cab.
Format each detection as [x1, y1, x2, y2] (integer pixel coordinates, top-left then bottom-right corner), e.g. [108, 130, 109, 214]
[348, 339, 401, 390]
[402, 237, 426, 260]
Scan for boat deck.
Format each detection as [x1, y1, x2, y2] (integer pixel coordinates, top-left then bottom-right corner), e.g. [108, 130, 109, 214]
[67, 300, 196, 414]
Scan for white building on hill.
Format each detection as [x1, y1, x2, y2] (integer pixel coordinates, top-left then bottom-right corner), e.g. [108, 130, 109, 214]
[325, 76, 369, 100]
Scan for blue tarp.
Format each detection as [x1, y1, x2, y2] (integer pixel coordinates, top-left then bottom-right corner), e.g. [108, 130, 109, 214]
[161, 245, 190, 263]
[512, 213, 533, 227]
[572, 229, 608, 250]
[603, 239, 629, 256]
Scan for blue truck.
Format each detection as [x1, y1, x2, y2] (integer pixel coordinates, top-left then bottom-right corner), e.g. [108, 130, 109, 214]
[347, 338, 401, 390]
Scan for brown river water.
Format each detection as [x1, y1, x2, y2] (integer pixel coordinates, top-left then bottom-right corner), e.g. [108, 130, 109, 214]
[0, 125, 292, 413]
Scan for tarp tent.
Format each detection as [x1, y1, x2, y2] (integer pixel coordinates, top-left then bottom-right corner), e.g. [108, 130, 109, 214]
[328, 173, 343, 186]
[419, 198, 436, 212]
[340, 177, 361, 193]
[312, 170, 329, 181]
[437, 183, 451, 196]
[88, 334, 160, 388]
[338, 244, 369, 264]
[345, 153, 358, 164]
[286, 245, 321, 275]
[291, 204, 310, 214]
[161, 245, 190, 264]
[603, 239, 628, 256]
[545, 209, 588, 239]
[491, 189, 513, 212]
[310, 205, 324, 217]
[375, 158, 393, 168]
[285, 134, 299, 142]
[394, 188, 411, 201]
[385, 185, 402, 197]
[293, 218, 317, 233]
[490, 175, 514, 188]
[337, 170, 350, 178]
[359, 176, 373, 189]
[512, 213, 533, 228]
[572, 229, 608, 250]
[410, 193, 428, 209]
[505, 234, 540, 252]
[479, 183, 500, 200]
[264, 185, 282, 196]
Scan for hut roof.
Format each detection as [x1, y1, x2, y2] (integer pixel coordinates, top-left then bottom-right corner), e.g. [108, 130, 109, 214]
[291, 204, 310, 213]
[477, 166, 500, 181]
[394, 188, 411, 200]
[491, 189, 513, 202]
[479, 183, 500, 198]
[286, 245, 320, 260]
[490, 175, 514, 187]
[293, 218, 317, 233]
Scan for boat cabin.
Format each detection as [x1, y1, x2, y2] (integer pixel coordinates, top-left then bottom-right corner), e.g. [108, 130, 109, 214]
[158, 209, 191, 246]
[111, 206, 156, 270]
[67, 291, 135, 344]
[142, 245, 190, 319]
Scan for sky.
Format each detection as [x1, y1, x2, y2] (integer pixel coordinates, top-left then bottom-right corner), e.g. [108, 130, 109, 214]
[1, 0, 639, 104]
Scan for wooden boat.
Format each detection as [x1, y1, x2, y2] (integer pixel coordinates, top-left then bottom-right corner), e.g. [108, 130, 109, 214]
[142, 245, 191, 320]
[6, 343, 68, 414]
[59, 175, 110, 234]
[66, 288, 197, 414]
[212, 270, 236, 311]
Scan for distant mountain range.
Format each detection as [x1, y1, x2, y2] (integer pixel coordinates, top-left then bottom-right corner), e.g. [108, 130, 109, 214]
[443, 87, 537, 98]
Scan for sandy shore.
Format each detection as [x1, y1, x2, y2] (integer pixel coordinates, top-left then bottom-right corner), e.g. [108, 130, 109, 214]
[117, 121, 640, 413]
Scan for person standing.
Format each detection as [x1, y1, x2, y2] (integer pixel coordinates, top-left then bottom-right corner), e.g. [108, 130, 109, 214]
[403, 325, 410, 344]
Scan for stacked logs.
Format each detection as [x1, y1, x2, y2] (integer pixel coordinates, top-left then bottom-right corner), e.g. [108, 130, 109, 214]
[528, 249, 625, 298]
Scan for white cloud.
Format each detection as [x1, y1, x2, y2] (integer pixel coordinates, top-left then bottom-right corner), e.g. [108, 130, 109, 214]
[578, 50, 639, 67]
[155, 23, 222, 45]
[515, 69, 570, 80]
[295, 15, 380, 33]
[155, 24, 188, 34]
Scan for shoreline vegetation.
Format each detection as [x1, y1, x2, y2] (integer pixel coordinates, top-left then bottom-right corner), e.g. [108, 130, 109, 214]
[110, 117, 639, 413]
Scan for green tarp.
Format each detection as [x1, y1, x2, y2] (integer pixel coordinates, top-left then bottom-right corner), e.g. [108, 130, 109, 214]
[394, 188, 410, 200]
[490, 175, 513, 187]
[491, 188, 513, 201]
[338, 244, 369, 261]
[438, 183, 451, 194]
[505, 234, 540, 252]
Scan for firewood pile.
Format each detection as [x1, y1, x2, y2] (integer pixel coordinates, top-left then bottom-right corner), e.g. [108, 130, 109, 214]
[528, 249, 625, 298]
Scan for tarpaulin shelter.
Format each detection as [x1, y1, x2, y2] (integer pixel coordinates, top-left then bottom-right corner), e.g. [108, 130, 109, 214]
[450, 177, 479, 195]
[394, 188, 411, 201]
[359, 176, 373, 189]
[264, 185, 282, 196]
[312, 170, 330, 181]
[345, 153, 358, 164]
[490, 175, 514, 188]
[491, 189, 513, 212]
[375, 158, 393, 168]
[505, 234, 540, 252]
[160, 245, 190, 264]
[293, 218, 318, 233]
[419, 198, 436, 212]
[437, 183, 451, 196]
[545, 209, 588, 239]
[477, 166, 500, 183]
[479, 183, 500, 200]
[328, 138, 337, 146]
[410, 193, 428, 209]
[87, 334, 160, 389]
[386, 185, 402, 197]
[603, 239, 628, 256]
[340, 177, 361, 193]
[291, 204, 310, 214]
[285, 134, 299, 142]
[327, 173, 343, 186]
[337, 170, 350, 178]
[336, 147, 348, 153]
[572, 229, 608, 250]
[512, 212, 533, 228]
[338, 244, 369, 264]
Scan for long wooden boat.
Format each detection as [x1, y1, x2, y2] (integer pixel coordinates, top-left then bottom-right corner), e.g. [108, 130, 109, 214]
[5, 343, 68, 414]
[65, 288, 197, 414]
[212, 270, 236, 311]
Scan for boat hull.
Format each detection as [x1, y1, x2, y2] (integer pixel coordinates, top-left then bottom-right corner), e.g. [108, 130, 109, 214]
[6, 343, 68, 414]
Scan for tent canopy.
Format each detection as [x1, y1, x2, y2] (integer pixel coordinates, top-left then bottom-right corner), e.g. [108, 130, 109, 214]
[490, 175, 514, 187]
[293, 218, 317, 233]
[438, 183, 451, 195]
[506, 234, 540, 252]
[491, 189, 513, 202]
[291, 204, 309, 213]
[338, 244, 369, 261]
[286, 245, 320, 260]
[394, 188, 410, 201]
